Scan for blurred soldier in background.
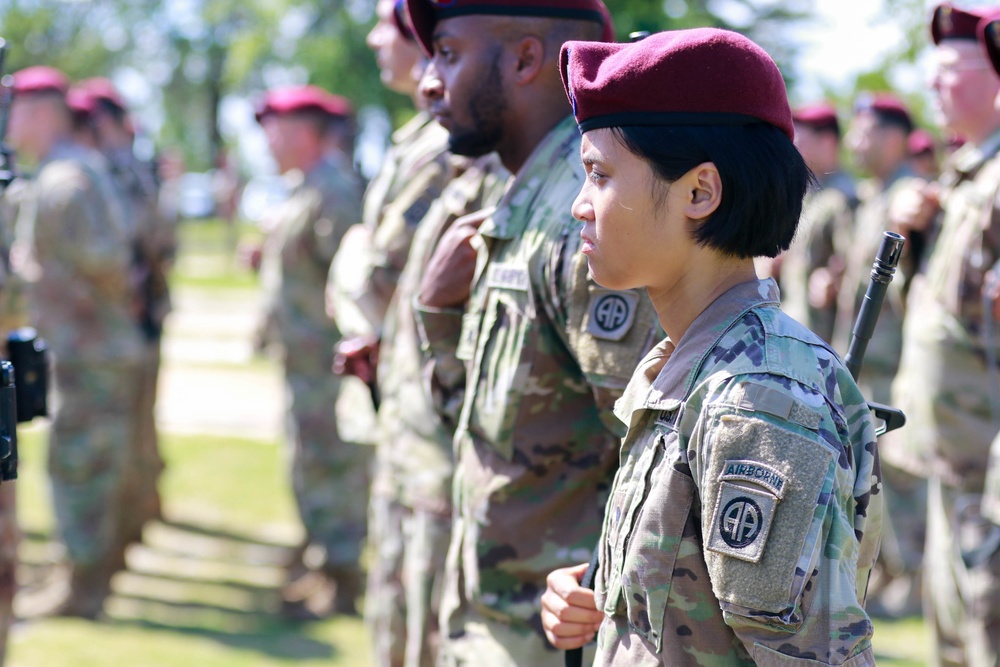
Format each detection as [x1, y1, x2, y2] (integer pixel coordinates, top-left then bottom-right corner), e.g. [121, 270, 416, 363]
[253, 85, 368, 618]
[328, 0, 452, 454]
[891, 5, 1000, 665]
[327, 1, 453, 662]
[7, 66, 142, 619]
[837, 92, 928, 618]
[404, 1, 660, 664]
[77, 77, 177, 546]
[775, 102, 856, 343]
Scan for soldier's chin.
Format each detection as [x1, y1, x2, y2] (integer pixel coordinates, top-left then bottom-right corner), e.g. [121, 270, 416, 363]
[586, 262, 631, 292]
[447, 131, 498, 158]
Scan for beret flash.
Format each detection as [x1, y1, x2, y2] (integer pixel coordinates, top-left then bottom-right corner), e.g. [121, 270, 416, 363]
[560, 28, 794, 140]
[405, 0, 615, 57]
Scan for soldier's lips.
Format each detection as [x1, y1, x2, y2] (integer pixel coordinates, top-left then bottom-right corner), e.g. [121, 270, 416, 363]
[580, 229, 596, 254]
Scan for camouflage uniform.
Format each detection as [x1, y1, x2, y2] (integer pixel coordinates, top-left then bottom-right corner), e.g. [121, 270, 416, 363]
[367, 153, 509, 667]
[328, 112, 450, 446]
[833, 166, 927, 618]
[593, 278, 881, 666]
[894, 129, 1000, 667]
[258, 152, 369, 575]
[106, 145, 176, 543]
[12, 141, 142, 577]
[778, 170, 855, 343]
[416, 117, 658, 666]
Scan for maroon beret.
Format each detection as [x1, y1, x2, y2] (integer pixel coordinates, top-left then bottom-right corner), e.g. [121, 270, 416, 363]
[391, 0, 417, 41]
[853, 91, 913, 128]
[979, 11, 1000, 76]
[255, 85, 354, 123]
[931, 4, 990, 44]
[66, 86, 98, 117]
[78, 77, 128, 111]
[11, 66, 69, 96]
[560, 28, 794, 140]
[405, 0, 615, 57]
[792, 102, 840, 132]
[907, 128, 936, 156]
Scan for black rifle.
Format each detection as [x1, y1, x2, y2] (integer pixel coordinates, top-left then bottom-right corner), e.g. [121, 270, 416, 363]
[565, 231, 907, 667]
[843, 231, 907, 435]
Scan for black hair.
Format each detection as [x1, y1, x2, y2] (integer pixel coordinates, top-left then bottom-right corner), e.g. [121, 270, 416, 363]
[871, 107, 913, 135]
[95, 97, 128, 125]
[795, 118, 840, 139]
[612, 123, 813, 259]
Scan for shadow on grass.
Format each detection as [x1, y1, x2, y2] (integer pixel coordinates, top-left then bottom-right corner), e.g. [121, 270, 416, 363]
[15, 515, 350, 663]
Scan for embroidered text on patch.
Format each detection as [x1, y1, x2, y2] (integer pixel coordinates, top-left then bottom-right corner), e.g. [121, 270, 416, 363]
[720, 459, 787, 499]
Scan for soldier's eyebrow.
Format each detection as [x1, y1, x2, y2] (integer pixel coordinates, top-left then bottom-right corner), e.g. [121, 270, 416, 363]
[580, 147, 605, 168]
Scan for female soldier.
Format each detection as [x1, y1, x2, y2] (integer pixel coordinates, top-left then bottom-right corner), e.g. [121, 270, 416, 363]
[540, 29, 882, 666]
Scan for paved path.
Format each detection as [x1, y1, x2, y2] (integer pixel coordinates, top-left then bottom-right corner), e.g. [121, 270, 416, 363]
[157, 287, 284, 441]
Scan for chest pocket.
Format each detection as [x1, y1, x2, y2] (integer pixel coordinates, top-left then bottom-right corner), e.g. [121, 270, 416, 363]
[462, 266, 537, 461]
[600, 419, 694, 652]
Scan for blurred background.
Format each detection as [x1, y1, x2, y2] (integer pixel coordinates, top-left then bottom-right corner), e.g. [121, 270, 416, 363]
[0, 0, 978, 222]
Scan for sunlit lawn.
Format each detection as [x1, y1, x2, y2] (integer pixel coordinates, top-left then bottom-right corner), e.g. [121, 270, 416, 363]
[6, 218, 930, 666]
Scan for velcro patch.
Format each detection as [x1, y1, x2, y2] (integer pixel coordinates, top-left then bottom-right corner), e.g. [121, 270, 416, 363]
[720, 460, 787, 499]
[586, 289, 639, 341]
[486, 263, 529, 291]
[707, 483, 777, 563]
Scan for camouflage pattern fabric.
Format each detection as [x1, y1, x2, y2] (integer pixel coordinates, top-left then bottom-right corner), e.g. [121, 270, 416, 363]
[778, 171, 855, 343]
[258, 152, 370, 568]
[106, 146, 176, 541]
[924, 479, 1000, 667]
[593, 278, 882, 666]
[420, 117, 659, 665]
[366, 153, 509, 667]
[328, 112, 451, 448]
[894, 130, 1000, 667]
[12, 141, 142, 570]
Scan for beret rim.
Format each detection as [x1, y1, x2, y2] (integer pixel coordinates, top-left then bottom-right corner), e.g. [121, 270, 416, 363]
[578, 111, 775, 134]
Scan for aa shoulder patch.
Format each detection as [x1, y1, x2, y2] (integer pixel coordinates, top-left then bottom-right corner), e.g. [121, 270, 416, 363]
[586, 288, 639, 341]
[707, 482, 777, 563]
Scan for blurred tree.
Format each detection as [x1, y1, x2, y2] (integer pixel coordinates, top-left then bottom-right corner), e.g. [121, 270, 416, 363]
[0, 0, 815, 173]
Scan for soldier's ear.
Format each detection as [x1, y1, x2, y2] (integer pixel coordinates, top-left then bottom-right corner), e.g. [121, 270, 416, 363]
[512, 36, 545, 85]
[681, 162, 722, 221]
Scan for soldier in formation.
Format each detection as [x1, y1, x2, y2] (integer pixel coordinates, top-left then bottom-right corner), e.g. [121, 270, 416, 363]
[541, 27, 882, 665]
[890, 4, 1000, 665]
[404, 0, 662, 664]
[253, 84, 369, 618]
[7, 65, 142, 619]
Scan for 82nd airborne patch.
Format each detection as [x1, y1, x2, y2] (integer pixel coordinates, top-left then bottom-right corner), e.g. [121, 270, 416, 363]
[586, 288, 639, 341]
[707, 482, 778, 563]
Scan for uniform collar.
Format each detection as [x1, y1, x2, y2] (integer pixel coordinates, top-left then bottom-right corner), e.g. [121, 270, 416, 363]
[613, 278, 781, 433]
[479, 115, 578, 241]
[391, 110, 434, 145]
